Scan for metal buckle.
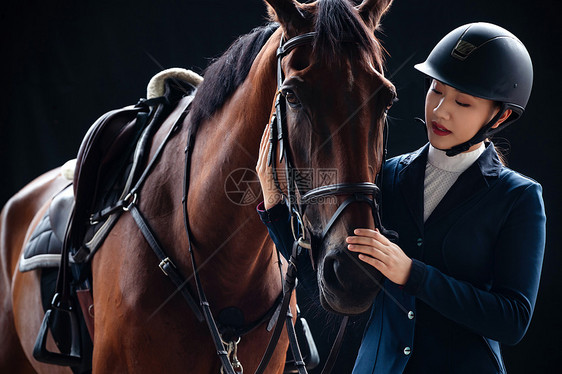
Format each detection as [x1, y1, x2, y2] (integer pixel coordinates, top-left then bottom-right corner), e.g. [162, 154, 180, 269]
[297, 237, 311, 250]
[158, 257, 175, 276]
[122, 193, 138, 212]
[89, 214, 99, 225]
[220, 337, 243, 374]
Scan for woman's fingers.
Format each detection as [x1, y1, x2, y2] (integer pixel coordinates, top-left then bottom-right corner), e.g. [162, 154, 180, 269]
[347, 243, 389, 261]
[257, 125, 269, 170]
[357, 253, 386, 271]
[346, 234, 377, 246]
[353, 228, 392, 245]
[346, 229, 385, 249]
[256, 124, 283, 209]
[347, 228, 412, 286]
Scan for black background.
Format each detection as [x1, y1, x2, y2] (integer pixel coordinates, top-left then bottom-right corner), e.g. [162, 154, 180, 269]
[1, 1, 559, 372]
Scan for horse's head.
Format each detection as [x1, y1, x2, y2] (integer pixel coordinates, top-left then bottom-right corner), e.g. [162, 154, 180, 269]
[266, 0, 396, 315]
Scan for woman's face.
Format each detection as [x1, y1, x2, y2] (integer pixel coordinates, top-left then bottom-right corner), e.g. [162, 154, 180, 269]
[424, 79, 499, 152]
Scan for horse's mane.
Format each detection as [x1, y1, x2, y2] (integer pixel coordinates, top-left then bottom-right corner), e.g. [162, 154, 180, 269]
[313, 0, 384, 71]
[189, 23, 279, 128]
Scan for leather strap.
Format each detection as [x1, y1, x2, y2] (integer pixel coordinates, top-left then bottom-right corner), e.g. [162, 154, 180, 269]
[320, 194, 376, 241]
[255, 240, 300, 373]
[277, 33, 316, 58]
[301, 182, 380, 204]
[90, 102, 189, 224]
[285, 305, 307, 374]
[321, 316, 349, 374]
[128, 203, 203, 321]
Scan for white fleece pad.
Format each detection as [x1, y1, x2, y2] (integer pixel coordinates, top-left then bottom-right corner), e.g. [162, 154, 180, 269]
[146, 68, 203, 99]
[61, 159, 77, 180]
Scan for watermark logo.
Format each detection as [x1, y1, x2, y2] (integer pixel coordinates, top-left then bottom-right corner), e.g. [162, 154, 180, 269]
[269, 168, 338, 194]
[224, 167, 340, 206]
[224, 168, 262, 206]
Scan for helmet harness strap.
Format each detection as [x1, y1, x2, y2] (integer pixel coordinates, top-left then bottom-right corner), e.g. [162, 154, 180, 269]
[443, 103, 509, 156]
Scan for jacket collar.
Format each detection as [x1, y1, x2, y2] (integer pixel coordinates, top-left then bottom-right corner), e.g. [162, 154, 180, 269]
[400, 142, 502, 176]
[475, 142, 503, 178]
[398, 142, 503, 231]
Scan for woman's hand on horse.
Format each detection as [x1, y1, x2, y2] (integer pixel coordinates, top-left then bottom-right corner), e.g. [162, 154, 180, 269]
[257, 125, 283, 210]
[346, 228, 412, 286]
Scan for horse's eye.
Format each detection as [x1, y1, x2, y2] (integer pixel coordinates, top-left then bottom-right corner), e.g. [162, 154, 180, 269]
[283, 90, 300, 107]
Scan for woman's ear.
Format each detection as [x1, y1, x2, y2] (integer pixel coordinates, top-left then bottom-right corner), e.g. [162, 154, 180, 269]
[491, 109, 513, 129]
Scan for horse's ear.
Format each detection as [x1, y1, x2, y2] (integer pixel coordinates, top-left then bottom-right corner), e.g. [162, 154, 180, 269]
[356, 0, 393, 30]
[264, 0, 309, 36]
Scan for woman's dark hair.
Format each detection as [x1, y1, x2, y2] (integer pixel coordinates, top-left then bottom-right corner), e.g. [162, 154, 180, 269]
[490, 101, 510, 166]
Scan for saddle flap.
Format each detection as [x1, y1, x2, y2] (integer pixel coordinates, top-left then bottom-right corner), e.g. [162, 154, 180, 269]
[73, 106, 146, 217]
[20, 183, 74, 272]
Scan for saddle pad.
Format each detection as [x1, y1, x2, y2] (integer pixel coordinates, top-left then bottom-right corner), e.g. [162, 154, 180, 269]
[20, 184, 74, 272]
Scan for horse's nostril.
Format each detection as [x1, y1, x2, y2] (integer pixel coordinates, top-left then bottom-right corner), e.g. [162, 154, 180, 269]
[323, 253, 351, 290]
[322, 255, 339, 286]
[319, 247, 383, 315]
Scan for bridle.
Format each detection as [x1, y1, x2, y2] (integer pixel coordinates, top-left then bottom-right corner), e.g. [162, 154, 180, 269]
[259, 30, 390, 374]
[268, 32, 387, 266]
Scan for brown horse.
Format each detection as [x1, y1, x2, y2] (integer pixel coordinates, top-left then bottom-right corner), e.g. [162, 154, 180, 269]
[0, 0, 395, 372]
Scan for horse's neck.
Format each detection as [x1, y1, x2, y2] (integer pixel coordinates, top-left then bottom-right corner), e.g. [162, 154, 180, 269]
[184, 34, 282, 305]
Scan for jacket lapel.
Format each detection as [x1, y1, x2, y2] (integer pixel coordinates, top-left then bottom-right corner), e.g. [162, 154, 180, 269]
[397, 145, 428, 234]
[424, 143, 503, 227]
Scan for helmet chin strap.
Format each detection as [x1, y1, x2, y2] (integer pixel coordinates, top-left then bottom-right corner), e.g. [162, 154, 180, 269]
[416, 103, 512, 157]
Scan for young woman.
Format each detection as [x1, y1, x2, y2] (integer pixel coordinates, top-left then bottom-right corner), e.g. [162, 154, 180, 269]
[256, 22, 546, 373]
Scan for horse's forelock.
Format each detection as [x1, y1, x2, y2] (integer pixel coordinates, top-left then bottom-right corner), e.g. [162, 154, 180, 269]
[313, 0, 383, 70]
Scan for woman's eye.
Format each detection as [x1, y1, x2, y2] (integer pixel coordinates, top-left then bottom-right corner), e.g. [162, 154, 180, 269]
[456, 101, 470, 107]
[431, 88, 442, 95]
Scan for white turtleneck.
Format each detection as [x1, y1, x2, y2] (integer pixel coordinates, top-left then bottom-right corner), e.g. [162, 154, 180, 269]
[423, 143, 485, 222]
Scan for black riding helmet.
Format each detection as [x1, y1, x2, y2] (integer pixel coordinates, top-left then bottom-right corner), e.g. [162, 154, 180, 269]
[415, 22, 533, 156]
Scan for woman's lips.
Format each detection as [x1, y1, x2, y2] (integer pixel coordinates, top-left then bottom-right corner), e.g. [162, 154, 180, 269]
[431, 122, 451, 136]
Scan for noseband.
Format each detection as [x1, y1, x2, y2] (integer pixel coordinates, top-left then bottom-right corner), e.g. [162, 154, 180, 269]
[267, 33, 386, 258]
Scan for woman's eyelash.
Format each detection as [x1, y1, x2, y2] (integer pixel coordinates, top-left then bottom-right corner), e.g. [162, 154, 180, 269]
[431, 88, 470, 107]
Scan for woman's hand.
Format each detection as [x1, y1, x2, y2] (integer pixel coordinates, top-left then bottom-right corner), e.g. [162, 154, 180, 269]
[256, 125, 283, 209]
[347, 228, 412, 286]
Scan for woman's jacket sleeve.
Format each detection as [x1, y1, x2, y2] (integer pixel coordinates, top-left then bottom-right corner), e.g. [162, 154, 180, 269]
[256, 201, 317, 293]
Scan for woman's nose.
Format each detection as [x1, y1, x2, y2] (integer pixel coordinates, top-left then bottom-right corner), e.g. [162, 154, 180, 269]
[433, 97, 451, 119]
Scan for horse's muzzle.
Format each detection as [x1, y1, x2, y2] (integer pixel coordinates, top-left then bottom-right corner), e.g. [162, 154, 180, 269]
[318, 246, 382, 315]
